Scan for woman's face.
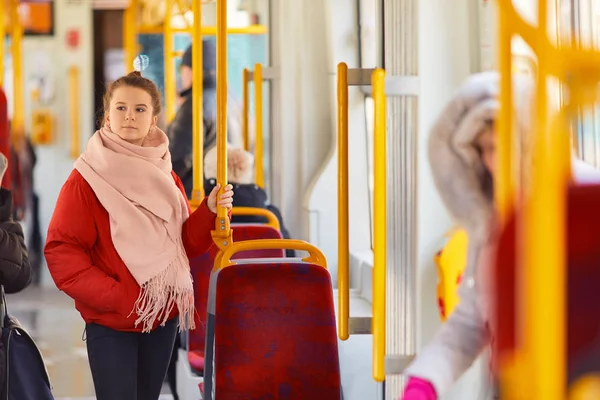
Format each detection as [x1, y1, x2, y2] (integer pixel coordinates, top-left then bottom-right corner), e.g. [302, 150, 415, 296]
[477, 127, 496, 176]
[106, 86, 157, 146]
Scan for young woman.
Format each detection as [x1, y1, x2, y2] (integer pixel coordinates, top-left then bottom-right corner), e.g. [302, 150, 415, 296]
[45, 71, 233, 400]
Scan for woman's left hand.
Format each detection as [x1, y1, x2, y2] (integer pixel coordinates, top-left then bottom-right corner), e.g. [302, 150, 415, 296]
[207, 184, 234, 214]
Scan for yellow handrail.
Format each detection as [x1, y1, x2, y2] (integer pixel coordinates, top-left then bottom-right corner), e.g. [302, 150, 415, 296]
[230, 207, 280, 231]
[495, 0, 596, 397]
[137, 24, 268, 35]
[0, 0, 5, 88]
[190, 0, 204, 207]
[9, 0, 24, 149]
[254, 63, 264, 188]
[523, 1, 564, 398]
[336, 62, 349, 341]
[372, 68, 386, 382]
[210, 0, 232, 251]
[123, 0, 138, 72]
[163, 0, 176, 122]
[242, 68, 250, 151]
[495, 0, 513, 225]
[68, 66, 80, 159]
[217, 239, 327, 271]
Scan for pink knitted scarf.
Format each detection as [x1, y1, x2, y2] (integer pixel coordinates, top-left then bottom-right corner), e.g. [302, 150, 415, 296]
[75, 125, 194, 332]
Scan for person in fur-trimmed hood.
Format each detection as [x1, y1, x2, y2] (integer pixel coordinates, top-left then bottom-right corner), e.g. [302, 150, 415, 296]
[204, 146, 295, 257]
[400, 71, 600, 400]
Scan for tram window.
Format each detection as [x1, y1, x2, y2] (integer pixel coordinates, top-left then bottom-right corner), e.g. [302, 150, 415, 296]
[365, 97, 375, 249]
[358, 0, 380, 249]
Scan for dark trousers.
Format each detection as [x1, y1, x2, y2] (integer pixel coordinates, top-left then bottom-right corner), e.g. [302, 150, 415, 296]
[85, 318, 178, 400]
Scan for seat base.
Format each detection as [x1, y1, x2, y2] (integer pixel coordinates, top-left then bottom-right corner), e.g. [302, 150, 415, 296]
[176, 348, 203, 399]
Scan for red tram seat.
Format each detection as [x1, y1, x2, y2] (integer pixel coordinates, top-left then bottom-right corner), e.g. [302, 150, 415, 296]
[187, 225, 284, 375]
[201, 248, 341, 399]
[492, 183, 600, 389]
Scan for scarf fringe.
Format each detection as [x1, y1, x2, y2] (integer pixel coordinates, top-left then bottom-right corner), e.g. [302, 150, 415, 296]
[128, 240, 196, 333]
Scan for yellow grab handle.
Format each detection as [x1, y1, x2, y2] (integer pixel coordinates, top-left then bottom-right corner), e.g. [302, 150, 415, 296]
[230, 207, 281, 231]
[137, 25, 268, 36]
[211, 0, 232, 251]
[10, 0, 24, 150]
[123, 0, 138, 73]
[254, 63, 264, 188]
[217, 239, 327, 271]
[68, 67, 80, 159]
[0, 0, 5, 88]
[522, 1, 566, 397]
[242, 68, 250, 151]
[337, 62, 350, 341]
[190, 0, 205, 207]
[163, 0, 176, 123]
[495, 0, 513, 226]
[372, 68, 387, 382]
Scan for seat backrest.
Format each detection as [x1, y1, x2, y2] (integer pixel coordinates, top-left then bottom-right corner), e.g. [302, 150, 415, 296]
[188, 225, 284, 359]
[203, 261, 341, 400]
[492, 183, 600, 388]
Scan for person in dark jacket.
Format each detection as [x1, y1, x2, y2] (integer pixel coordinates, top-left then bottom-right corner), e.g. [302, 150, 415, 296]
[167, 40, 243, 198]
[204, 146, 294, 256]
[0, 149, 31, 294]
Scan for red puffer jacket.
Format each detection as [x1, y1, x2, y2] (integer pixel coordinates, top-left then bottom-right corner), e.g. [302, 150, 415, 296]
[45, 169, 218, 332]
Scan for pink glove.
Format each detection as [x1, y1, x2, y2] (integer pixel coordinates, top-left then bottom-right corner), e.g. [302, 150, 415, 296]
[400, 377, 437, 400]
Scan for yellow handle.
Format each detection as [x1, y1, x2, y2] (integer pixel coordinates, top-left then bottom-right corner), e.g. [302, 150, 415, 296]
[495, 0, 513, 226]
[496, 0, 574, 397]
[190, 0, 205, 208]
[137, 25, 268, 36]
[254, 63, 264, 189]
[0, 0, 5, 88]
[10, 0, 24, 150]
[211, 0, 232, 251]
[68, 67, 80, 159]
[217, 239, 327, 271]
[230, 207, 280, 231]
[242, 68, 250, 151]
[163, 0, 176, 123]
[123, 0, 138, 73]
[372, 68, 387, 383]
[336, 62, 350, 341]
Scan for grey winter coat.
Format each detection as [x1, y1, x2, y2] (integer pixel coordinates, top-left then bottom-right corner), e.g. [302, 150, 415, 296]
[404, 71, 600, 396]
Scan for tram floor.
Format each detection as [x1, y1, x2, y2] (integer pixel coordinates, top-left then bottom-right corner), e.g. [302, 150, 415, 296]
[6, 285, 174, 399]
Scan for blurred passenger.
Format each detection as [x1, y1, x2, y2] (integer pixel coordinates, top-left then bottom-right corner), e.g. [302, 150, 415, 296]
[204, 145, 294, 257]
[0, 152, 32, 294]
[399, 72, 600, 400]
[167, 40, 244, 198]
[0, 152, 33, 394]
[44, 71, 233, 400]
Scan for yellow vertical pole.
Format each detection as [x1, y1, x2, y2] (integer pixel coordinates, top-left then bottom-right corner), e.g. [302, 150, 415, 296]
[123, 0, 137, 72]
[0, 0, 5, 88]
[212, 0, 231, 245]
[522, 0, 565, 397]
[372, 68, 386, 382]
[495, 0, 514, 225]
[164, 0, 176, 122]
[337, 62, 349, 341]
[190, 0, 204, 206]
[254, 63, 264, 188]
[10, 0, 24, 148]
[69, 67, 80, 159]
[242, 68, 250, 151]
